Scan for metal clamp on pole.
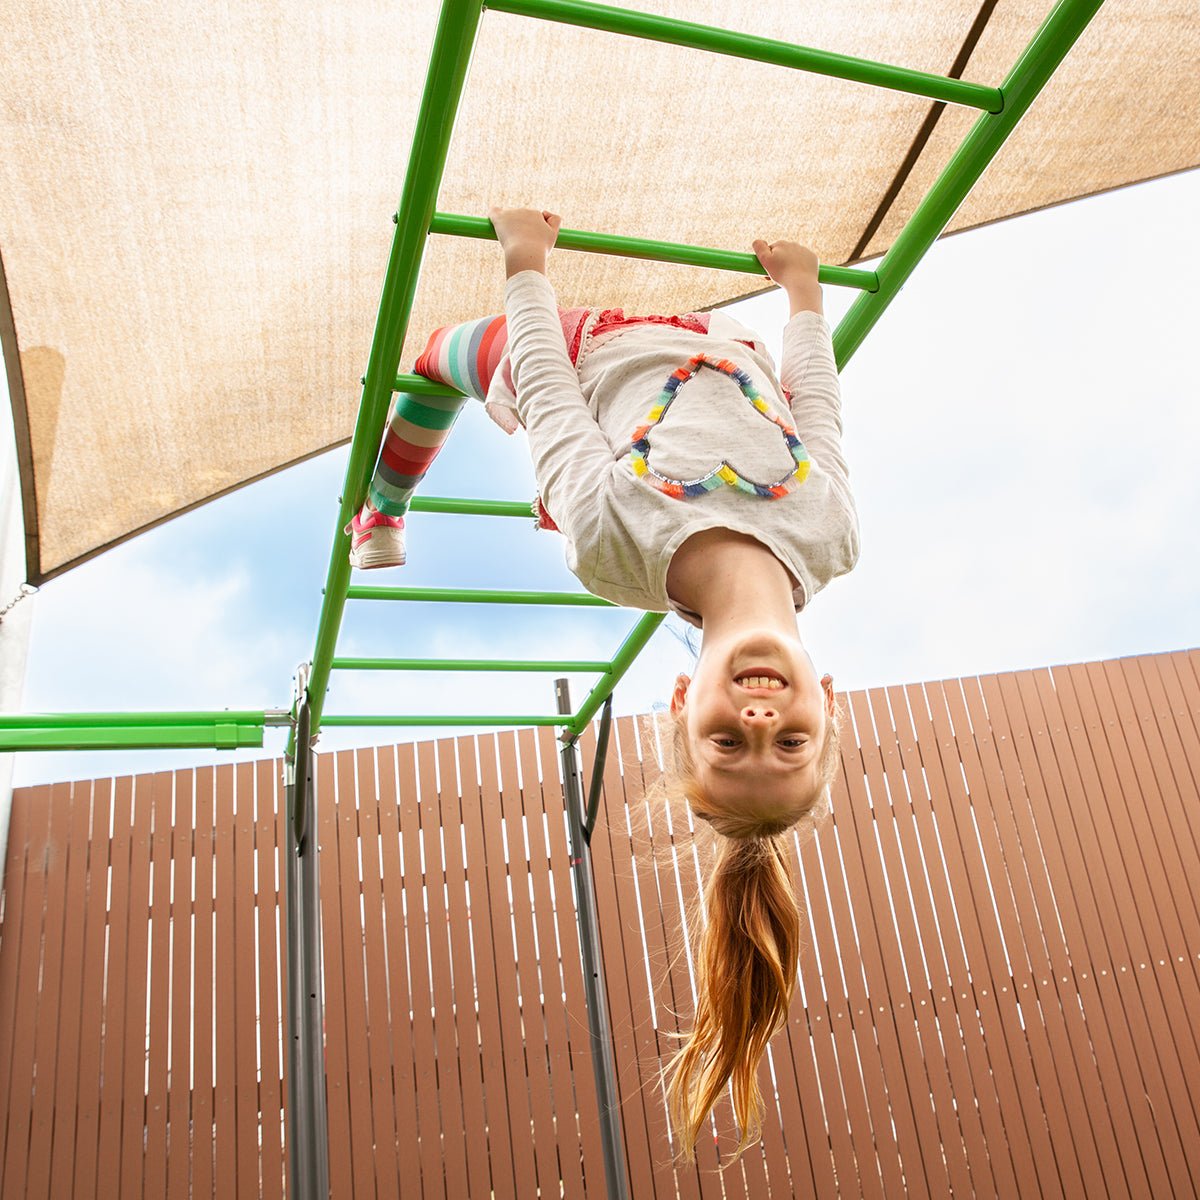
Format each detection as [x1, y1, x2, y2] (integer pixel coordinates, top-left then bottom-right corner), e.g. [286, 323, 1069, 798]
[555, 680, 630, 1200]
[285, 664, 331, 1200]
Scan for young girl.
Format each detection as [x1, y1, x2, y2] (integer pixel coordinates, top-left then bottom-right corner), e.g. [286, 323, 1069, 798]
[352, 206, 859, 1161]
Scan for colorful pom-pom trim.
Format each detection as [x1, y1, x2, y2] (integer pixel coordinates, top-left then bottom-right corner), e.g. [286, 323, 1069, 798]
[629, 354, 810, 499]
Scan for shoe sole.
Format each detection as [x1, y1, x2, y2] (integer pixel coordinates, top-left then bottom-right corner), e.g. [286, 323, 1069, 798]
[348, 541, 407, 569]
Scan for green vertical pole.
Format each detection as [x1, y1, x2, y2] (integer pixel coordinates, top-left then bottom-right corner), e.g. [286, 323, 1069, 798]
[833, 0, 1104, 369]
[304, 0, 485, 743]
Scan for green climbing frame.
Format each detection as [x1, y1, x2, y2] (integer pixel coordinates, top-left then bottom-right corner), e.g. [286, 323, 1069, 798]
[0, 0, 1102, 754]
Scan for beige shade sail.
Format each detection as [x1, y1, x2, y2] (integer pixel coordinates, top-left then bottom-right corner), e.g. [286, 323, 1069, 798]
[2, 0, 1196, 582]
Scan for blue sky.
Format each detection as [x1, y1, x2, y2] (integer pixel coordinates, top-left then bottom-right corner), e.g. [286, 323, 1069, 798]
[10, 169, 1199, 787]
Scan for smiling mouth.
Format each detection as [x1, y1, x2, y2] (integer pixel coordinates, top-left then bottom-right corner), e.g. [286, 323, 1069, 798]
[734, 668, 788, 690]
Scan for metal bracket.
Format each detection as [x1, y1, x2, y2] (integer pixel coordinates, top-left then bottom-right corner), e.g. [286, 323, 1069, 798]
[582, 695, 613, 844]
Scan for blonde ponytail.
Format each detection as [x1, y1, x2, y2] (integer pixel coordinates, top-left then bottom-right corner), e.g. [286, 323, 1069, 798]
[666, 832, 802, 1162]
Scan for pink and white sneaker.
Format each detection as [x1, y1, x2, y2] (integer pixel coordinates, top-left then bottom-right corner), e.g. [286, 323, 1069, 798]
[345, 506, 406, 569]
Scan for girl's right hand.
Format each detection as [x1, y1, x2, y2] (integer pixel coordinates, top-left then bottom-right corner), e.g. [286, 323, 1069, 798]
[488, 206, 562, 277]
[752, 238, 823, 316]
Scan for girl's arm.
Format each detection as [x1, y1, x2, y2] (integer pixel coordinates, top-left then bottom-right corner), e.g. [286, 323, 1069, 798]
[491, 207, 614, 539]
[754, 239, 852, 504]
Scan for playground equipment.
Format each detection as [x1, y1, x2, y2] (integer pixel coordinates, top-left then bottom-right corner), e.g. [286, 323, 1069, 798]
[5, 0, 1199, 1196]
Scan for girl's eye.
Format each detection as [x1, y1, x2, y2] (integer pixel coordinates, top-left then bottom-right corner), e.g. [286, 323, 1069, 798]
[713, 737, 740, 749]
[778, 737, 806, 749]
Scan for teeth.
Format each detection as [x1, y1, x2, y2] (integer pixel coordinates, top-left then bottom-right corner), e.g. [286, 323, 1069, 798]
[738, 675, 783, 689]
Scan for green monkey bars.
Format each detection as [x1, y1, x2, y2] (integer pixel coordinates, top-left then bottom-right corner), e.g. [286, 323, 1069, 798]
[0, 0, 1103, 756]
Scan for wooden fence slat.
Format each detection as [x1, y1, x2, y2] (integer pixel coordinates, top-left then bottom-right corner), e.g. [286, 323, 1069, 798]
[213, 766, 240, 1199]
[255, 759, 286, 1200]
[373, 746, 426, 1193]
[354, 747, 401, 1198]
[475, 734, 540, 1196]
[228, 762, 268, 1191]
[69, 780, 113, 1200]
[168, 772, 196, 1200]
[143, 774, 174, 1198]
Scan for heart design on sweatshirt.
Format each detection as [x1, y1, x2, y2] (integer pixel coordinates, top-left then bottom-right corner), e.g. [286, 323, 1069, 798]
[629, 354, 809, 499]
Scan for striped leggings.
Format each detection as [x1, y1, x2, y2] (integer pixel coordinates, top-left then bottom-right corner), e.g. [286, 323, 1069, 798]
[367, 391, 468, 517]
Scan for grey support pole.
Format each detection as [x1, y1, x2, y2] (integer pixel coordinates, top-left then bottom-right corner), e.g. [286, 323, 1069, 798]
[285, 665, 331, 1200]
[555, 679, 631, 1200]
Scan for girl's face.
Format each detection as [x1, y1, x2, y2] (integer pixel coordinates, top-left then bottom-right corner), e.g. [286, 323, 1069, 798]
[670, 629, 834, 823]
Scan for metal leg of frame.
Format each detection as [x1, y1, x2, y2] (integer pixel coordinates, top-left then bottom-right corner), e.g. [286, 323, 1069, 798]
[554, 679, 630, 1200]
[285, 665, 331, 1200]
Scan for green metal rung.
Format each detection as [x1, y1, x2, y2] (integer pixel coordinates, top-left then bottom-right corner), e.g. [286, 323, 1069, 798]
[345, 585, 614, 606]
[0, 721, 265, 752]
[429, 212, 879, 290]
[485, 0, 1005, 111]
[408, 494, 535, 518]
[0, 709, 270, 729]
[332, 657, 612, 672]
[322, 714, 572, 728]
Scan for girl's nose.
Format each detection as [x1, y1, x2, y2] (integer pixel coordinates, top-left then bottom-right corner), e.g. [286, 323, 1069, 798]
[741, 705, 777, 722]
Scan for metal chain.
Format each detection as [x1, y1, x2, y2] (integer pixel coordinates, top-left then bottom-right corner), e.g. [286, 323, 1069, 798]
[0, 583, 37, 625]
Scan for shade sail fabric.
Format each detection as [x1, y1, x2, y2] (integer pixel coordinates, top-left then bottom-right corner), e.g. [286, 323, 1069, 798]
[2, 0, 1196, 582]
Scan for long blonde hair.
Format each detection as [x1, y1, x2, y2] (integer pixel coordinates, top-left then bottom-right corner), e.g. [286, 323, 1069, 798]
[664, 709, 841, 1163]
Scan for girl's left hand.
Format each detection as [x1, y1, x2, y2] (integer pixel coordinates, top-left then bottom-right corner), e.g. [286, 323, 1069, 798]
[488, 206, 562, 276]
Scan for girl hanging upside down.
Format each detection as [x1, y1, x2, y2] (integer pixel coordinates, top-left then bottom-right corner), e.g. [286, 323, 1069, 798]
[350, 206, 859, 1162]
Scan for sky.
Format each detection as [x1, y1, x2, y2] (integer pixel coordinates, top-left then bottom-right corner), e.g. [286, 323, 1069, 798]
[9, 168, 1200, 787]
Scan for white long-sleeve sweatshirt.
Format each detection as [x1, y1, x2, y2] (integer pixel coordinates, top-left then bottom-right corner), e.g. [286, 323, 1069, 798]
[505, 269, 859, 623]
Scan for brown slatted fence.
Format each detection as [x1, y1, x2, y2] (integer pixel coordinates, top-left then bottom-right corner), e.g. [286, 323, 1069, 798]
[1, 649, 1198, 1197]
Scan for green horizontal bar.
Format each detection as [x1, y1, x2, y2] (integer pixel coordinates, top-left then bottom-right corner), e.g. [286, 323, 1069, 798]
[0, 724, 264, 752]
[332, 657, 612, 672]
[431, 212, 878, 291]
[390, 374, 468, 398]
[0, 710, 268, 730]
[345, 585, 613, 607]
[408, 494, 534, 518]
[322, 714, 571, 728]
[566, 611, 666, 737]
[486, 0, 1004, 111]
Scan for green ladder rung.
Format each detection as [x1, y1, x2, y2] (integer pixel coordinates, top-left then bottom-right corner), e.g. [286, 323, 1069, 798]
[332, 657, 611, 672]
[429, 212, 879, 289]
[485, 0, 1005, 111]
[345, 585, 613, 606]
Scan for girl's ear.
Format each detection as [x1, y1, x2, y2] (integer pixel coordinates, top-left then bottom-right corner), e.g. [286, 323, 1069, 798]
[821, 673, 835, 715]
[669, 673, 691, 716]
